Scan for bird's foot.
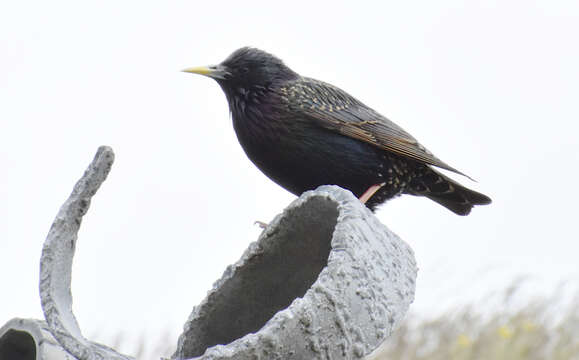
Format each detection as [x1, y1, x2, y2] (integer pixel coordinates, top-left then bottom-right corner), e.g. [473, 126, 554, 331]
[359, 183, 386, 204]
[254, 220, 268, 229]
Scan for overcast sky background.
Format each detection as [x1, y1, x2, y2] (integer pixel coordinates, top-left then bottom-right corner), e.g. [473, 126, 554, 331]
[1, 0, 578, 357]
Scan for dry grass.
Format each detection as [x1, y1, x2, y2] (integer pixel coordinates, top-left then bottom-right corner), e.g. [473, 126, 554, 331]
[120, 284, 579, 359]
[376, 284, 579, 360]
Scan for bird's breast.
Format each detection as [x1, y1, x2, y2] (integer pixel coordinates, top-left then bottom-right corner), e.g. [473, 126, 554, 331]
[228, 88, 292, 147]
[230, 101, 385, 196]
[231, 101, 290, 159]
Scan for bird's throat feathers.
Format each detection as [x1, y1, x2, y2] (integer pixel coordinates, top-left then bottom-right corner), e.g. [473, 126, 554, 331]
[211, 47, 300, 127]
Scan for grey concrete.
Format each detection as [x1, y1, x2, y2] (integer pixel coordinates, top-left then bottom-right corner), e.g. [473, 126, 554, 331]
[2, 146, 416, 360]
[38, 146, 133, 360]
[0, 318, 76, 360]
[174, 185, 417, 360]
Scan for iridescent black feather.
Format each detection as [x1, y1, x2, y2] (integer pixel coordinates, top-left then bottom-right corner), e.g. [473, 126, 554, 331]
[193, 47, 491, 215]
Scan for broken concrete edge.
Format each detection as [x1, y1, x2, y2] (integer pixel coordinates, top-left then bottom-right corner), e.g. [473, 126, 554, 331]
[1, 146, 416, 360]
[38, 146, 134, 360]
[174, 185, 418, 360]
[0, 318, 77, 360]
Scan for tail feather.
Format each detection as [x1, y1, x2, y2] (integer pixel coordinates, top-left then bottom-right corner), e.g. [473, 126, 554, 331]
[407, 168, 491, 215]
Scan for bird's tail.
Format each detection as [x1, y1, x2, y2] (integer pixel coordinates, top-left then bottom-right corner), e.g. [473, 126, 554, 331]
[406, 167, 491, 215]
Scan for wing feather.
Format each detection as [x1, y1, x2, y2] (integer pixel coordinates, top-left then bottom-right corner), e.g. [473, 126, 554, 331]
[280, 78, 473, 179]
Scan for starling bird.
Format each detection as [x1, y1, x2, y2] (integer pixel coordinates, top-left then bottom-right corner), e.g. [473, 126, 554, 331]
[183, 47, 491, 215]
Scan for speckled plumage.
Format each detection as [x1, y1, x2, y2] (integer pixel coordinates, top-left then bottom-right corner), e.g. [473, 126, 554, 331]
[185, 47, 491, 215]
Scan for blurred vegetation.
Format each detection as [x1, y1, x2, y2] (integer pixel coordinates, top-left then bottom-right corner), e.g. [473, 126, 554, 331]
[118, 284, 579, 360]
[377, 284, 579, 360]
[379, 308, 578, 360]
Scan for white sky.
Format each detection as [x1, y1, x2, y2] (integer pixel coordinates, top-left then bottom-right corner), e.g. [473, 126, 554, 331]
[1, 0, 578, 356]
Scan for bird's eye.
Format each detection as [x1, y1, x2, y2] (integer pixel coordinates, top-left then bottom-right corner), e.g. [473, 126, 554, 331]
[240, 67, 249, 74]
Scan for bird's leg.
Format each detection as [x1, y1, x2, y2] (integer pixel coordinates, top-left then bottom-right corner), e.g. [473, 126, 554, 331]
[359, 183, 386, 204]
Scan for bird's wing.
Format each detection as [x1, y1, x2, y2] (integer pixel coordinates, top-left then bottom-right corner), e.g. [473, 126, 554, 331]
[280, 78, 472, 179]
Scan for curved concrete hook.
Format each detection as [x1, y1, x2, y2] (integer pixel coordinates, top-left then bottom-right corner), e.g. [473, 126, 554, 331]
[174, 185, 417, 360]
[39, 146, 133, 360]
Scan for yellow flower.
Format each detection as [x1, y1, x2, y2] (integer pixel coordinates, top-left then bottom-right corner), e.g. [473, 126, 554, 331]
[457, 334, 472, 347]
[498, 325, 514, 339]
[522, 320, 537, 332]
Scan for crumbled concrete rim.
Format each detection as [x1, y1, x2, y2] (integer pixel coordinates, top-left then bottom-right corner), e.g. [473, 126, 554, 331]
[0, 318, 77, 360]
[175, 185, 417, 360]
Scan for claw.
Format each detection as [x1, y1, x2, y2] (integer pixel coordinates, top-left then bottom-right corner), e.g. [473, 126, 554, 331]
[254, 220, 268, 229]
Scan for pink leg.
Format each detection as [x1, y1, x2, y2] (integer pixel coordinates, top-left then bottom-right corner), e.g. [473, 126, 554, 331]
[359, 183, 385, 204]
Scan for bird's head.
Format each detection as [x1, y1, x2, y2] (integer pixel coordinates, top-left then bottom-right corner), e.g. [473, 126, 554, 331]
[183, 47, 298, 90]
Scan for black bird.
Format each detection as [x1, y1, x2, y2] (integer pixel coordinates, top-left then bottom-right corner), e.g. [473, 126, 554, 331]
[183, 47, 491, 215]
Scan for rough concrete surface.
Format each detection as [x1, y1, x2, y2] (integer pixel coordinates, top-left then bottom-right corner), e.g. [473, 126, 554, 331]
[1, 146, 416, 360]
[0, 318, 76, 360]
[38, 146, 133, 360]
[174, 185, 417, 360]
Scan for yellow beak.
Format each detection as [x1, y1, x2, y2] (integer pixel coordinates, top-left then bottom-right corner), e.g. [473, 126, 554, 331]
[182, 64, 230, 80]
[182, 66, 213, 76]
